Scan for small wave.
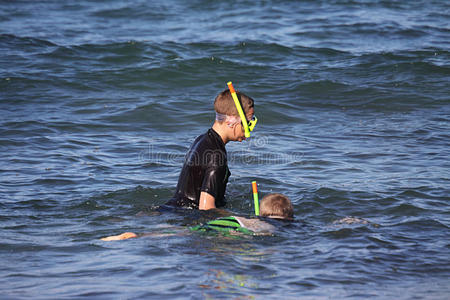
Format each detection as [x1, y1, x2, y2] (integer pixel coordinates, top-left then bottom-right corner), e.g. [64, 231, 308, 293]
[329, 22, 428, 39]
[383, 203, 428, 216]
[91, 3, 174, 20]
[0, 33, 56, 50]
[391, 218, 449, 231]
[32, 178, 77, 186]
[88, 186, 172, 209]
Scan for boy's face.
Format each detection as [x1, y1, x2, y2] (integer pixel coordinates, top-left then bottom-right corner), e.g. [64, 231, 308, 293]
[233, 108, 255, 142]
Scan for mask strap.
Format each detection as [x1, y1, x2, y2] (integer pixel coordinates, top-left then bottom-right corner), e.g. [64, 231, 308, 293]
[215, 112, 241, 125]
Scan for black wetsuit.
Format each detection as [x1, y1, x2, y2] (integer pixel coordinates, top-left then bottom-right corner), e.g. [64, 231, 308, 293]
[166, 128, 230, 209]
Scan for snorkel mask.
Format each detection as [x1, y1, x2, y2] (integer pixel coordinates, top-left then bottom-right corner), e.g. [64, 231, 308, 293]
[227, 81, 258, 138]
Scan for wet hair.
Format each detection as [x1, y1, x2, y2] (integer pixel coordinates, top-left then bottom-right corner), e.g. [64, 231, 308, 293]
[260, 193, 294, 220]
[214, 89, 254, 119]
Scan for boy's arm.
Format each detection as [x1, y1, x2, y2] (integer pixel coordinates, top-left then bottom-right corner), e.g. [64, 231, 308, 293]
[199, 191, 216, 210]
[100, 232, 137, 241]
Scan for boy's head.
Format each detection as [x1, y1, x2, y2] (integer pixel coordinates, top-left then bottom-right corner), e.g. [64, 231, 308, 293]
[214, 89, 254, 118]
[213, 89, 255, 142]
[260, 193, 294, 220]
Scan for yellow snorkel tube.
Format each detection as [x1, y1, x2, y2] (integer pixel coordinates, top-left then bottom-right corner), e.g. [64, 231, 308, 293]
[227, 81, 257, 138]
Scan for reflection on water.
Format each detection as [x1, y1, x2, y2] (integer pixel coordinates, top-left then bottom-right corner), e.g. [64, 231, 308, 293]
[200, 269, 258, 299]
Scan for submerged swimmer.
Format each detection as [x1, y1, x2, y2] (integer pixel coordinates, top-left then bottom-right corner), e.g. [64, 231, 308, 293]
[332, 216, 379, 227]
[333, 216, 369, 225]
[165, 82, 257, 210]
[191, 193, 294, 236]
[100, 193, 293, 241]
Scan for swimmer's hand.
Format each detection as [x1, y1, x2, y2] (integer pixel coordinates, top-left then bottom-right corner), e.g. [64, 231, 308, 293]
[100, 232, 137, 241]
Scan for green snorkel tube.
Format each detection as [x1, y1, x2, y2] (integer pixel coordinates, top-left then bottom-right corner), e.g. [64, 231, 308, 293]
[252, 181, 260, 216]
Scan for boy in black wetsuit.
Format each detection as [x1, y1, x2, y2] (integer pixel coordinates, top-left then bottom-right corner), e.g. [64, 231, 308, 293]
[166, 83, 257, 210]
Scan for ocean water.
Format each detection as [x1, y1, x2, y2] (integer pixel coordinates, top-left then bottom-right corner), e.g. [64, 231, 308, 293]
[1, 0, 449, 299]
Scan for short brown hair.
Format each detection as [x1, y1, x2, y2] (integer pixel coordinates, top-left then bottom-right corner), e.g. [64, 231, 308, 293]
[214, 89, 254, 117]
[260, 193, 294, 220]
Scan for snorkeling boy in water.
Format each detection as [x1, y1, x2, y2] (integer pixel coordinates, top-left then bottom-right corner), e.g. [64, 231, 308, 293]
[100, 193, 294, 241]
[192, 193, 294, 235]
[165, 82, 257, 210]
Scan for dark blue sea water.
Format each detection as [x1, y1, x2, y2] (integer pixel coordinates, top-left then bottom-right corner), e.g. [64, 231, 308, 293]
[1, 0, 449, 299]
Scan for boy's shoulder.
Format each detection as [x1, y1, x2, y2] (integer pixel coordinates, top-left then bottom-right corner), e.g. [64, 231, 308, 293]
[233, 216, 276, 234]
[189, 129, 226, 156]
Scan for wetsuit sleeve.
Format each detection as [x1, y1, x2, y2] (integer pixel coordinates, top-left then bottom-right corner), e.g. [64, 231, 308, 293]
[201, 165, 226, 199]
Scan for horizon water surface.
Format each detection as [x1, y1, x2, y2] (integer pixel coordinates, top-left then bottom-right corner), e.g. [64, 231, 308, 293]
[1, 0, 449, 299]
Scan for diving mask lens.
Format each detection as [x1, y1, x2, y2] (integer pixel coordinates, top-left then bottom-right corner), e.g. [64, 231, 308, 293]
[247, 116, 257, 132]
